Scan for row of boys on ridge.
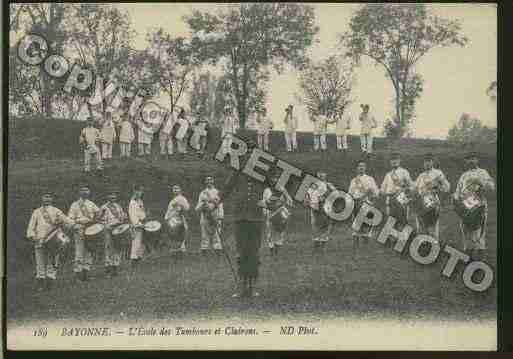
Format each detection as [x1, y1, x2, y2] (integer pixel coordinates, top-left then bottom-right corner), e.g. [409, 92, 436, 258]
[79, 103, 377, 172]
[27, 150, 494, 292]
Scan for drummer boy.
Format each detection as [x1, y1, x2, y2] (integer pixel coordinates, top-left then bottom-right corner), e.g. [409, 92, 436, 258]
[27, 191, 74, 291]
[68, 184, 101, 281]
[100, 190, 127, 277]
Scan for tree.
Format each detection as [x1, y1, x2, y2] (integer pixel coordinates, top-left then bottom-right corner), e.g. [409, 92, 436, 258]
[340, 4, 467, 135]
[146, 28, 197, 113]
[297, 56, 354, 119]
[447, 113, 496, 147]
[188, 71, 217, 122]
[184, 3, 318, 128]
[65, 4, 138, 117]
[10, 4, 70, 116]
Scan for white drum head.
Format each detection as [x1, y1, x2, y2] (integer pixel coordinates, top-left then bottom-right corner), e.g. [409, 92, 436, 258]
[112, 223, 130, 236]
[144, 220, 162, 232]
[85, 223, 104, 236]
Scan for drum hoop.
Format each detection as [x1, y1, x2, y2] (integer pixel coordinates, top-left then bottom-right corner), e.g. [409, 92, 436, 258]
[112, 223, 130, 235]
[84, 223, 105, 236]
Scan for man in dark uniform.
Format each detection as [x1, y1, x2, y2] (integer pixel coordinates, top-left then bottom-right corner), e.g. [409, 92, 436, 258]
[219, 137, 266, 298]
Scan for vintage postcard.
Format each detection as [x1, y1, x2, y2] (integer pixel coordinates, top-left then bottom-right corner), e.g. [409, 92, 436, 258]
[6, 2, 498, 350]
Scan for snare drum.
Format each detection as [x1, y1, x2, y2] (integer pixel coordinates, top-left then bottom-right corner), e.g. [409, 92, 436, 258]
[269, 207, 289, 232]
[414, 193, 440, 227]
[144, 220, 162, 233]
[455, 195, 485, 231]
[394, 191, 410, 207]
[84, 223, 105, 252]
[43, 228, 71, 254]
[167, 217, 185, 240]
[111, 223, 131, 249]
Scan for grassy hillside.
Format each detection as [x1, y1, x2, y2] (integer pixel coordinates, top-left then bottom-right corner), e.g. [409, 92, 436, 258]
[6, 120, 497, 324]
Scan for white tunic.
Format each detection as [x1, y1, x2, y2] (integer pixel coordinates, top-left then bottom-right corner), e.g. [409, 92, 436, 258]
[349, 174, 380, 201]
[119, 121, 135, 143]
[359, 112, 377, 134]
[222, 115, 236, 137]
[99, 202, 127, 227]
[27, 206, 73, 241]
[284, 113, 298, 133]
[313, 116, 328, 135]
[257, 116, 273, 135]
[335, 115, 351, 135]
[80, 127, 101, 147]
[128, 199, 146, 225]
[160, 114, 176, 137]
[414, 169, 451, 197]
[381, 167, 414, 196]
[100, 119, 116, 144]
[196, 188, 224, 219]
[68, 199, 100, 225]
[165, 195, 190, 221]
[454, 168, 495, 202]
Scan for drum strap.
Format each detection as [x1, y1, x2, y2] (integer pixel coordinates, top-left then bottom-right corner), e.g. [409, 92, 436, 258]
[79, 200, 93, 222]
[41, 206, 57, 227]
[107, 203, 123, 222]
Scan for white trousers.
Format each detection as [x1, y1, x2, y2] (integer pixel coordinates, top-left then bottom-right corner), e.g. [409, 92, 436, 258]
[257, 134, 269, 151]
[104, 231, 121, 266]
[84, 148, 103, 172]
[336, 135, 348, 150]
[313, 135, 327, 151]
[101, 143, 113, 159]
[222, 134, 233, 153]
[176, 139, 188, 154]
[130, 228, 145, 260]
[138, 143, 151, 156]
[360, 133, 373, 153]
[265, 219, 286, 248]
[120, 142, 132, 157]
[73, 229, 93, 272]
[34, 245, 57, 279]
[200, 218, 222, 250]
[159, 136, 174, 155]
[284, 132, 297, 151]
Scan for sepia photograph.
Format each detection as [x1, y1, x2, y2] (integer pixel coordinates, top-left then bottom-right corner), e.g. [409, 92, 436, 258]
[5, 2, 498, 350]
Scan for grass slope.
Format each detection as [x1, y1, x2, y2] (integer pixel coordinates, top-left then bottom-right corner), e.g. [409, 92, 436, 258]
[7, 131, 497, 324]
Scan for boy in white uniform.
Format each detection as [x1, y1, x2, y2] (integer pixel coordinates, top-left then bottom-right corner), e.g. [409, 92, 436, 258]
[262, 174, 293, 255]
[359, 104, 378, 154]
[165, 185, 191, 253]
[413, 153, 451, 243]
[256, 108, 273, 152]
[335, 111, 351, 151]
[68, 185, 100, 281]
[221, 106, 237, 153]
[284, 105, 298, 152]
[348, 160, 380, 243]
[453, 152, 495, 260]
[159, 111, 175, 159]
[118, 114, 135, 158]
[196, 176, 224, 254]
[99, 191, 127, 277]
[100, 112, 116, 161]
[380, 152, 413, 227]
[128, 185, 147, 269]
[26, 192, 74, 291]
[79, 118, 103, 172]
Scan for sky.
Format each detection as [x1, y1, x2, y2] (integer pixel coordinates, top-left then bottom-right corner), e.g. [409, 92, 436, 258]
[115, 3, 496, 139]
